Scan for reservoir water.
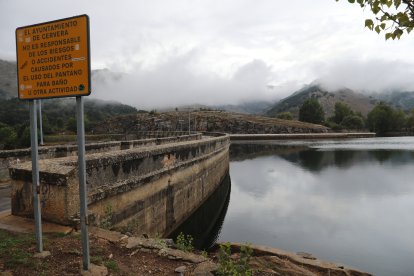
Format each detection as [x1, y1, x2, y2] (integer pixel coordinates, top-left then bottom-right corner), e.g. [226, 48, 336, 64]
[171, 137, 414, 275]
[218, 137, 414, 276]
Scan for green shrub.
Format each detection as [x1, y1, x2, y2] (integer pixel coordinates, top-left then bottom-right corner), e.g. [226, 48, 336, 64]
[100, 204, 113, 230]
[175, 232, 194, 252]
[217, 243, 253, 276]
[0, 124, 17, 149]
[299, 98, 324, 124]
[276, 112, 293, 120]
[104, 259, 119, 272]
[341, 115, 364, 129]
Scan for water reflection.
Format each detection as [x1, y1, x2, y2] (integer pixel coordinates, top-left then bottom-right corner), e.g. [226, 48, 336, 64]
[222, 140, 414, 276]
[284, 149, 414, 171]
[169, 173, 231, 250]
[232, 142, 414, 171]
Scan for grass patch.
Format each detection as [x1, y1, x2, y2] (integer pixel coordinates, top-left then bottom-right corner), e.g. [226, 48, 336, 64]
[48, 232, 67, 238]
[0, 230, 35, 254]
[90, 255, 104, 265]
[70, 231, 82, 240]
[0, 230, 37, 269]
[5, 249, 34, 269]
[104, 259, 120, 272]
[100, 204, 113, 230]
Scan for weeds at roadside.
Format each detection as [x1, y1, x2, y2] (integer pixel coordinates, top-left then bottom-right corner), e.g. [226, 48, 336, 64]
[100, 204, 113, 230]
[104, 259, 120, 272]
[154, 233, 168, 248]
[48, 232, 67, 238]
[90, 246, 120, 273]
[5, 249, 34, 269]
[217, 242, 253, 276]
[175, 232, 194, 252]
[35, 261, 49, 276]
[71, 231, 82, 240]
[120, 217, 140, 234]
[90, 255, 104, 265]
[0, 230, 37, 269]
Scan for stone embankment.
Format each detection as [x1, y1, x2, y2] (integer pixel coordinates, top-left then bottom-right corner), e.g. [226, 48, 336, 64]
[93, 110, 330, 135]
[91, 227, 372, 276]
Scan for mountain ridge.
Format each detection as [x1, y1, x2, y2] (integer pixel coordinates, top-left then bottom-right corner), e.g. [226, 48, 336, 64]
[0, 60, 17, 99]
[2, 59, 414, 116]
[266, 84, 380, 118]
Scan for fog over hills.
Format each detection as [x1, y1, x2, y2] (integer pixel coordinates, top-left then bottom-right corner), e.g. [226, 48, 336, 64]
[376, 91, 414, 111]
[0, 60, 16, 99]
[3, 0, 414, 114]
[266, 84, 379, 118]
[2, 59, 414, 117]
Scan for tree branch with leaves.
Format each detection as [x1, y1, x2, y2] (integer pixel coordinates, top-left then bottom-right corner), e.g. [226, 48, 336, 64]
[338, 0, 414, 39]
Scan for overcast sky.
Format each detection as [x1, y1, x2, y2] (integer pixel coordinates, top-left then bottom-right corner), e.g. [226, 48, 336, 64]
[2, 0, 414, 108]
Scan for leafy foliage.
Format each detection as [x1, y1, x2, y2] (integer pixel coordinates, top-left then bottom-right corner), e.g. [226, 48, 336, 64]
[341, 114, 365, 129]
[175, 232, 194, 252]
[332, 102, 354, 124]
[276, 112, 293, 120]
[217, 243, 253, 276]
[0, 123, 17, 149]
[104, 259, 120, 272]
[100, 204, 113, 230]
[366, 102, 408, 134]
[299, 98, 325, 124]
[367, 102, 394, 134]
[266, 85, 325, 117]
[327, 102, 365, 130]
[406, 109, 414, 129]
[338, 0, 414, 39]
[0, 98, 137, 149]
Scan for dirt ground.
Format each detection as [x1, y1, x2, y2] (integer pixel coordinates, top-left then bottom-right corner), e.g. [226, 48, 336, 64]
[0, 228, 372, 276]
[0, 230, 197, 275]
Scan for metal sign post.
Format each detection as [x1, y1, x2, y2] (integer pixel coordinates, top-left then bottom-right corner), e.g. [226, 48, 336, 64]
[16, 14, 91, 270]
[76, 96, 90, 270]
[38, 100, 44, 146]
[29, 100, 43, 252]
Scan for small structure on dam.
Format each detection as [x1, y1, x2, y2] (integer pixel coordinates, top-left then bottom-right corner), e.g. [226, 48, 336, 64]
[7, 132, 230, 237]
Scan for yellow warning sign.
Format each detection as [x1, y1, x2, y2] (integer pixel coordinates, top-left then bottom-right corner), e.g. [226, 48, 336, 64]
[16, 15, 91, 100]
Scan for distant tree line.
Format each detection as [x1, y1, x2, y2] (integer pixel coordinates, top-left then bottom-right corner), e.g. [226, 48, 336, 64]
[0, 98, 137, 149]
[285, 98, 414, 136]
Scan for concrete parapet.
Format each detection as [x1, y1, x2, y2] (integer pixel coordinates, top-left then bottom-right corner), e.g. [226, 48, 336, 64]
[9, 134, 229, 237]
[0, 133, 202, 182]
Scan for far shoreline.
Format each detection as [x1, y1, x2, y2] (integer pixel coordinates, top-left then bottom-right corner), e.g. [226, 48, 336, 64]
[229, 132, 376, 141]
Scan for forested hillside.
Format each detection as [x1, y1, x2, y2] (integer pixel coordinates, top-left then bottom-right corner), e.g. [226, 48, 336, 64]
[0, 98, 137, 149]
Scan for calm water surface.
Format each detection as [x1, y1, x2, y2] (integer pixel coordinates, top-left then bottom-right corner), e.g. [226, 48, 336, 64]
[219, 137, 414, 276]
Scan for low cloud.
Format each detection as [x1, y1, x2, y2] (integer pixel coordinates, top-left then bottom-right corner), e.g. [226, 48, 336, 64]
[92, 52, 414, 110]
[3, 0, 414, 108]
[91, 52, 289, 109]
[315, 59, 414, 93]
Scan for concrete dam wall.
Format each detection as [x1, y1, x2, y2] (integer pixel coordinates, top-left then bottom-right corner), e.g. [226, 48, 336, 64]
[9, 133, 230, 237]
[0, 133, 201, 182]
